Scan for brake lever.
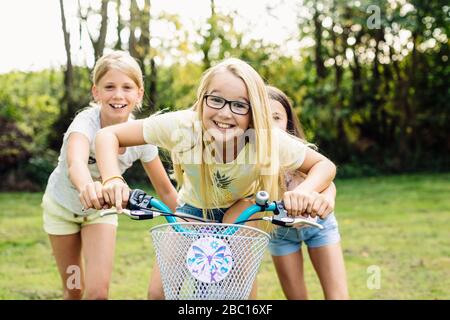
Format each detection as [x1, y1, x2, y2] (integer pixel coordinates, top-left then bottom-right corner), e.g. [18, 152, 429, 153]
[271, 201, 324, 229]
[100, 207, 159, 220]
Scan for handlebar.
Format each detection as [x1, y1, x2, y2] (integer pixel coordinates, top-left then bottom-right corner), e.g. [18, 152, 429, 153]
[100, 189, 323, 230]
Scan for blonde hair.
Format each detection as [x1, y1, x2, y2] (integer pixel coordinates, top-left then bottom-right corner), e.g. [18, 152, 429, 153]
[173, 58, 280, 213]
[92, 50, 144, 111]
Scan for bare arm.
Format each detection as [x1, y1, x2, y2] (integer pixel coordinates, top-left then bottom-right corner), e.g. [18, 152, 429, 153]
[95, 120, 147, 211]
[283, 148, 336, 216]
[297, 147, 336, 193]
[141, 157, 178, 213]
[95, 120, 146, 179]
[67, 132, 105, 210]
[321, 182, 336, 208]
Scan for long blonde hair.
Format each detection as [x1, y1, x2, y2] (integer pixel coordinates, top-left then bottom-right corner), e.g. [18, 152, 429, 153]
[173, 58, 280, 211]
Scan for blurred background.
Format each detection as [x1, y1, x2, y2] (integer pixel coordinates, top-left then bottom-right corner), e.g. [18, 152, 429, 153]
[1, 0, 448, 189]
[0, 0, 449, 300]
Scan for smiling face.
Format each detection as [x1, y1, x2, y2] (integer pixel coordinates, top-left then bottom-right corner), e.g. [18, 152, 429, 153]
[269, 98, 288, 132]
[92, 68, 143, 125]
[202, 70, 251, 144]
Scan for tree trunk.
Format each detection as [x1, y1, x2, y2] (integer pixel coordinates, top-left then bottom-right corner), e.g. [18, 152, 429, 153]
[50, 0, 77, 151]
[94, 0, 109, 59]
[78, 0, 109, 61]
[148, 57, 158, 113]
[201, 0, 216, 70]
[313, 7, 326, 80]
[115, 0, 123, 50]
[128, 0, 138, 58]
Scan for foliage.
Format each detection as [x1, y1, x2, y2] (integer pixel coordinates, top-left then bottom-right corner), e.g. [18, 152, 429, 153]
[1, 0, 449, 189]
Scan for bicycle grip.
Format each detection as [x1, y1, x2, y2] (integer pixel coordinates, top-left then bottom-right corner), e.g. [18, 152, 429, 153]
[127, 189, 152, 211]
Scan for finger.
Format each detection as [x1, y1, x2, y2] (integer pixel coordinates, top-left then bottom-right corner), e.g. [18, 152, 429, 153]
[306, 198, 314, 215]
[103, 188, 111, 206]
[95, 182, 105, 207]
[296, 195, 308, 217]
[122, 185, 129, 210]
[291, 194, 302, 217]
[302, 194, 310, 213]
[312, 197, 322, 214]
[83, 191, 93, 210]
[106, 186, 116, 209]
[283, 193, 292, 212]
[79, 193, 88, 211]
[318, 202, 329, 219]
[102, 190, 112, 209]
[89, 185, 102, 210]
[309, 200, 317, 218]
[115, 186, 123, 212]
[323, 203, 334, 219]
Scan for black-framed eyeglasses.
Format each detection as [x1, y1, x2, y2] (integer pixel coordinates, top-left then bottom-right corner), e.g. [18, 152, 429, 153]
[204, 94, 251, 115]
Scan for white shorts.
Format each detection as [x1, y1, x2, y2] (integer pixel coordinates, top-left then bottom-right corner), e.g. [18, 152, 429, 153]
[42, 193, 118, 235]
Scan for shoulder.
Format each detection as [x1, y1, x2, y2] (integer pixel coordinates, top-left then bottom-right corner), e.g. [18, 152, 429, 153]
[74, 105, 100, 120]
[64, 106, 100, 141]
[149, 109, 197, 122]
[143, 108, 199, 134]
[70, 106, 100, 129]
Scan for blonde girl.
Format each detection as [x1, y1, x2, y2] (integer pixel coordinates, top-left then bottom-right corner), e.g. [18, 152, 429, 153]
[42, 51, 178, 299]
[267, 85, 349, 299]
[94, 58, 337, 299]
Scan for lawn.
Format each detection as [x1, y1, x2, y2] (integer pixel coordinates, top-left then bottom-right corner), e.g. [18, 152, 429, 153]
[0, 173, 449, 299]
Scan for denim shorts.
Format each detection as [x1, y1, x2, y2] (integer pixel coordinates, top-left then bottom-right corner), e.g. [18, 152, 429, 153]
[176, 203, 229, 222]
[268, 213, 341, 256]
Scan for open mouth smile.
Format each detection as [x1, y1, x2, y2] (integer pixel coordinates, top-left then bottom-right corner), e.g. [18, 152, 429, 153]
[213, 120, 235, 129]
[109, 104, 127, 109]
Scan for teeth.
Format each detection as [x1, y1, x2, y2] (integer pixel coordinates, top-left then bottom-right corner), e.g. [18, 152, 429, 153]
[215, 121, 232, 129]
[110, 104, 126, 109]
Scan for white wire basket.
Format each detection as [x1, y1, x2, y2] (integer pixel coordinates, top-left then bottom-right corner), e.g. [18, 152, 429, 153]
[150, 222, 270, 300]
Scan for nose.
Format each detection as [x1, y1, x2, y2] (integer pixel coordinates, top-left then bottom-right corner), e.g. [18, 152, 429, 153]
[112, 89, 125, 99]
[217, 102, 233, 117]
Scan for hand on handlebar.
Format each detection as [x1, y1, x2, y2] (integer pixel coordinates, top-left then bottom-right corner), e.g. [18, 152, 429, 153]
[306, 192, 334, 219]
[79, 181, 110, 210]
[282, 189, 316, 217]
[101, 177, 130, 213]
[283, 189, 334, 219]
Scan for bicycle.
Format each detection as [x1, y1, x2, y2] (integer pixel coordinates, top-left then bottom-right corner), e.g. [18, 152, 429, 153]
[101, 189, 323, 300]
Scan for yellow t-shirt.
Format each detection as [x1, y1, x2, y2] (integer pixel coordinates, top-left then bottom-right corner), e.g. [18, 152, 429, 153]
[142, 109, 307, 208]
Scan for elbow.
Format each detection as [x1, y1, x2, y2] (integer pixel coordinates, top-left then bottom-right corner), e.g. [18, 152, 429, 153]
[95, 127, 109, 143]
[328, 160, 337, 181]
[95, 127, 118, 147]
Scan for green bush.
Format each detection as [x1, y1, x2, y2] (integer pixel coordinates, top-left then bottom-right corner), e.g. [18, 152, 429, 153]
[24, 150, 58, 188]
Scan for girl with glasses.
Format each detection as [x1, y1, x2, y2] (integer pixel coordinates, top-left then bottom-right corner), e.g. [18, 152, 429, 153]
[94, 58, 337, 299]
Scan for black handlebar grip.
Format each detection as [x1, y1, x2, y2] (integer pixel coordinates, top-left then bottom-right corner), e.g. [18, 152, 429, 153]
[127, 189, 150, 210]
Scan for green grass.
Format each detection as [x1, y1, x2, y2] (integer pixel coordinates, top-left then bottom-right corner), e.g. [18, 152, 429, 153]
[0, 173, 449, 299]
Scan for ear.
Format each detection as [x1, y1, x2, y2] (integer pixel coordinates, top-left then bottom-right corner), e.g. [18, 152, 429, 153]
[92, 85, 99, 102]
[137, 87, 144, 103]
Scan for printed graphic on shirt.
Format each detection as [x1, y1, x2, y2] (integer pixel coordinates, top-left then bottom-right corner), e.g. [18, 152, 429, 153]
[213, 170, 235, 203]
